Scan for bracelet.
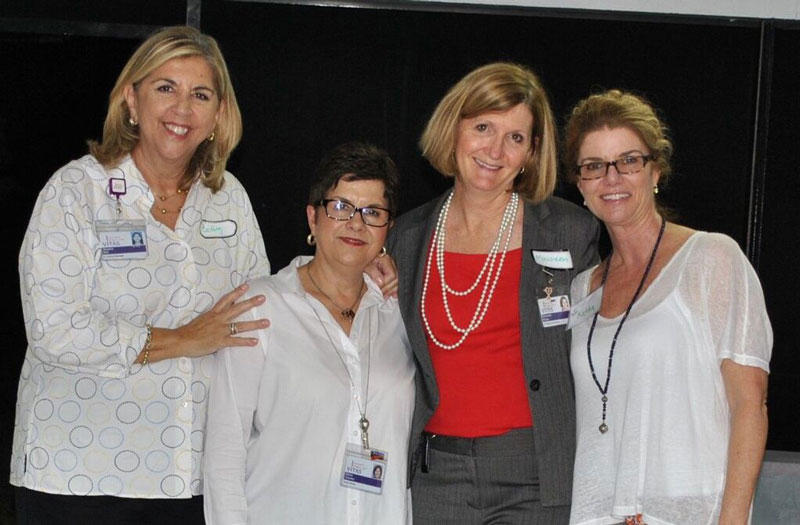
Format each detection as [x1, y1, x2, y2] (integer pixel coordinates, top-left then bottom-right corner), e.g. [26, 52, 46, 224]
[141, 324, 153, 365]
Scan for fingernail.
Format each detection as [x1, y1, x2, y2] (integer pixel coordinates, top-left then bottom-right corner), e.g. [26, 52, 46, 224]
[240, 283, 249, 290]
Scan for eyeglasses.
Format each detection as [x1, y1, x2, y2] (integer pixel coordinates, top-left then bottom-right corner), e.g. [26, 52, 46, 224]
[576, 154, 655, 181]
[317, 199, 392, 227]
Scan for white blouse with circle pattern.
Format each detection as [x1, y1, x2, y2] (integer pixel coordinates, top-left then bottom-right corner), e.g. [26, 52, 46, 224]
[11, 154, 270, 498]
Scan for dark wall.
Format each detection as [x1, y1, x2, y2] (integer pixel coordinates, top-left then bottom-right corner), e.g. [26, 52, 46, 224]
[1, 0, 798, 518]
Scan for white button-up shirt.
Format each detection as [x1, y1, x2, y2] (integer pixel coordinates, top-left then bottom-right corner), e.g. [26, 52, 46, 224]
[204, 257, 414, 524]
[11, 154, 270, 498]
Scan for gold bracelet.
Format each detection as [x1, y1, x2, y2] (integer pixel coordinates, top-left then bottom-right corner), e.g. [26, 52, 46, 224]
[142, 324, 153, 365]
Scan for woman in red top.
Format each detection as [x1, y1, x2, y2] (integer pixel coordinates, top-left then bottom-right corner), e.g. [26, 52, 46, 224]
[387, 63, 599, 523]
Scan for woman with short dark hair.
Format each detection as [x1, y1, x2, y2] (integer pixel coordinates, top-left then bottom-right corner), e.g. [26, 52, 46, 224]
[204, 142, 414, 524]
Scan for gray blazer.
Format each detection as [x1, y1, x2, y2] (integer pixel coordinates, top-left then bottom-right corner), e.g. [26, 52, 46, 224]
[386, 190, 599, 506]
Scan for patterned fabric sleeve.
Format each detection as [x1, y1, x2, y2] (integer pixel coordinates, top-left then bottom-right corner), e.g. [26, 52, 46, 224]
[225, 173, 270, 283]
[18, 164, 146, 379]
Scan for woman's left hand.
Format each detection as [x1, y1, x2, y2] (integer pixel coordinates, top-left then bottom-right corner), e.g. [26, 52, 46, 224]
[365, 252, 398, 298]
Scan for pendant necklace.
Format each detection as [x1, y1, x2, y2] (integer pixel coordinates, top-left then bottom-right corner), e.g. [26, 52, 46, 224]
[586, 216, 665, 434]
[307, 265, 365, 323]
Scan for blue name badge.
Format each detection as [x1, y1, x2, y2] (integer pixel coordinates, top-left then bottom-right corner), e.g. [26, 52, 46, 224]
[340, 443, 387, 495]
[96, 220, 148, 260]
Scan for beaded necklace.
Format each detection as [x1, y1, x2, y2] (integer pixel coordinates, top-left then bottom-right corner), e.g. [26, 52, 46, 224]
[421, 190, 519, 350]
[586, 216, 666, 434]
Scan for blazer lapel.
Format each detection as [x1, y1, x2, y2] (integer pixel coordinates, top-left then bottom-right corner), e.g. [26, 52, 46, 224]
[395, 193, 449, 387]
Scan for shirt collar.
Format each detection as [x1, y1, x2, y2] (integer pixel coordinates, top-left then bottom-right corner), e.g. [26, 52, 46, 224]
[282, 255, 386, 310]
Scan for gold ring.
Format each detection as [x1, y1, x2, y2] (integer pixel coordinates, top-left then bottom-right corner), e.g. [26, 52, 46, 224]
[229, 322, 238, 335]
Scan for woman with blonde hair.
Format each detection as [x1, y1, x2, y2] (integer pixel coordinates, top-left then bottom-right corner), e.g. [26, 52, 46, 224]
[564, 89, 771, 524]
[387, 62, 599, 522]
[11, 26, 270, 523]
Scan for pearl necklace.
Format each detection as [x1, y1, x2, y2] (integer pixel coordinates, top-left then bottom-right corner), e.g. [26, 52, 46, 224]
[421, 191, 519, 350]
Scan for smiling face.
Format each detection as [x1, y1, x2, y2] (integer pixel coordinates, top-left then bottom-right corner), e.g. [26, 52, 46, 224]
[577, 126, 660, 228]
[453, 103, 534, 197]
[307, 178, 390, 273]
[124, 55, 222, 176]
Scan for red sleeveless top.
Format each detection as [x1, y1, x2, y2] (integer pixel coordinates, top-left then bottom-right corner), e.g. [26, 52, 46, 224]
[422, 248, 533, 437]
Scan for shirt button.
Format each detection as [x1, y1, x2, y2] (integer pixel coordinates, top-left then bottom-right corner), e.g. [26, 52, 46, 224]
[353, 430, 358, 436]
[351, 499, 357, 506]
[182, 401, 189, 408]
[529, 379, 541, 391]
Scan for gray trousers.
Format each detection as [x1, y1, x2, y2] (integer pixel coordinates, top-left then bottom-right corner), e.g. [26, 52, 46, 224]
[411, 428, 570, 525]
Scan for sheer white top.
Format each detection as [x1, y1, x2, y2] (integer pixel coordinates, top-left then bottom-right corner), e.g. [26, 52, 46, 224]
[569, 232, 772, 525]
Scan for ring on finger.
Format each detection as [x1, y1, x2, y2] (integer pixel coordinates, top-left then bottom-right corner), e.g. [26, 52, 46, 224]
[229, 322, 238, 336]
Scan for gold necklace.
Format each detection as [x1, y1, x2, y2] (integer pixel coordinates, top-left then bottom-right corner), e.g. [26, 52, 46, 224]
[155, 187, 184, 202]
[152, 188, 187, 215]
[306, 265, 365, 323]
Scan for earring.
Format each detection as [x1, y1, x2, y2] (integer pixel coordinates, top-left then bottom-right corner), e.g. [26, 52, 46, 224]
[306, 234, 316, 246]
[207, 132, 215, 142]
[378, 246, 387, 257]
[653, 185, 659, 194]
[519, 166, 525, 175]
[128, 117, 138, 126]
[583, 200, 587, 206]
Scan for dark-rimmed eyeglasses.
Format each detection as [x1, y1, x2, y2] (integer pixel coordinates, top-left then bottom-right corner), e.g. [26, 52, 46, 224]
[317, 199, 392, 227]
[576, 154, 655, 181]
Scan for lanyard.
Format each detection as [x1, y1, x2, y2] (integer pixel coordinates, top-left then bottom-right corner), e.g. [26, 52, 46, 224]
[307, 294, 373, 449]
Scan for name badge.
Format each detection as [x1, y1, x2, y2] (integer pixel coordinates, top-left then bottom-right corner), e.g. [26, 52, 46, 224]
[531, 250, 573, 269]
[531, 250, 572, 270]
[96, 220, 148, 260]
[200, 219, 237, 239]
[567, 286, 603, 330]
[538, 294, 571, 327]
[340, 443, 387, 495]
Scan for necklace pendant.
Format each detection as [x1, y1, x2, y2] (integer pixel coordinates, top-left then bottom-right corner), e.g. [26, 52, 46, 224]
[599, 423, 608, 434]
[159, 195, 167, 201]
[341, 309, 355, 322]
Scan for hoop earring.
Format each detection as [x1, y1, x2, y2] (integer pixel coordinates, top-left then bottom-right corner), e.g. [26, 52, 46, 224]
[207, 132, 215, 142]
[306, 234, 316, 246]
[379, 246, 387, 257]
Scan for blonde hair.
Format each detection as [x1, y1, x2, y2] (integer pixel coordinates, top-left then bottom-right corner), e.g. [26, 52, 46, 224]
[419, 62, 558, 203]
[89, 26, 242, 192]
[563, 89, 673, 186]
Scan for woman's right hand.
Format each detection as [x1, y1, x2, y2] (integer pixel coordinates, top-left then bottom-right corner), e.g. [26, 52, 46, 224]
[138, 284, 269, 363]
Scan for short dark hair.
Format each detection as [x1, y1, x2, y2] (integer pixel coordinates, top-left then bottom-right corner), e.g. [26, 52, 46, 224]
[308, 142, 400, 217]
